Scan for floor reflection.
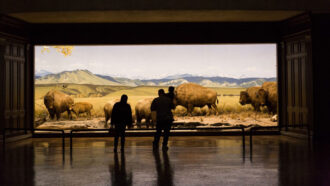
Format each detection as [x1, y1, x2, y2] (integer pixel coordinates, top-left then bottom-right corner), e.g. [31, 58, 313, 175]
[153, 150, 173, 186]
[109, 152, 132, 186]
[1, 136, 327, 186]
[0, 141, 35, 186]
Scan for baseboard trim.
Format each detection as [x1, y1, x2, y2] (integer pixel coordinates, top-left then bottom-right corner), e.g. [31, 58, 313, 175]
[281, 131, 309, 140]
[1, 133, 32, 144]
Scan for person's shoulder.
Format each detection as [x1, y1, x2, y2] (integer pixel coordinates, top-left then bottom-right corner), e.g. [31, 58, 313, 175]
[152, 97, 160, 102]
[114, 102, 123, 108]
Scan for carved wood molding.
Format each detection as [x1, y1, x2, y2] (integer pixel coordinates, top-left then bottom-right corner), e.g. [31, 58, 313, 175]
[0, 14, 29, 42]
[281, 12, 312, 39]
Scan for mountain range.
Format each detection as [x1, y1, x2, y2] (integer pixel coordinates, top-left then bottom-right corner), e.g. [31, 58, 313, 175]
[35, 69, 276, 88]
[35, 70, 53, 78]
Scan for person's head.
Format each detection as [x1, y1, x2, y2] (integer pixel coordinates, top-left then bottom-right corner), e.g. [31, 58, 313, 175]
[120, 94, 128, 103]
[168, 86, 175, 93]
[158, 89, 165, 96]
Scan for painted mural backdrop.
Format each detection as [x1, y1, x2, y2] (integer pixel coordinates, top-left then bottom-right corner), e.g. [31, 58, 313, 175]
[34, 45, 277, 129]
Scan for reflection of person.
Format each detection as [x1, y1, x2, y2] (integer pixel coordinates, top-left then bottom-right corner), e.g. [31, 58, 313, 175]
[166, 86, 175, 100]
[111, 94, 133, 152]
[151, 89, 175, 151]
[110, 152, 132, 186]
[153, 150, 173, 186]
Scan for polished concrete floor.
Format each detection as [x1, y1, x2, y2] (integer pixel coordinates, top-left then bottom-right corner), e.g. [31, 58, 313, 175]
[0, 136, 329, 186]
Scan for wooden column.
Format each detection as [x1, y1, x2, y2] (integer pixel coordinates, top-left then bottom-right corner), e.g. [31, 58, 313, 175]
[280, 13, 313, 133]
[0, 15, 31, 136]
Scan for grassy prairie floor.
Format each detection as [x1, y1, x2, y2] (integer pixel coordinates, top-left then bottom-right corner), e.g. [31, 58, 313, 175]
[35, 84, 276, 128]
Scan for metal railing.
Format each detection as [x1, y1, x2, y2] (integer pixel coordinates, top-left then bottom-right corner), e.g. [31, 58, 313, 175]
[69, 126, 246, 151]
[249, 126, 280, 161]
[4, 125, 289, 157]
[2, 128, 65, 151]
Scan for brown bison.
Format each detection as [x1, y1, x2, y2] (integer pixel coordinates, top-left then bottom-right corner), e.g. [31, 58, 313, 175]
[135, 98, 155, 128]
[255, 88, 268, 106]
[71, 102, 93, 119]
[239, 86, 262, 111]
[104, 99, 135, 127]
[174, 83, 219, 116]
[262, 82, 278, 114]
[262, 82, 277, 91]
[44, 90, 74, 120]
[104, 99, 119, 127]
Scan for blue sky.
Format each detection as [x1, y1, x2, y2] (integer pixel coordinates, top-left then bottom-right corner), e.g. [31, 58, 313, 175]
[35, 44, 276, 79]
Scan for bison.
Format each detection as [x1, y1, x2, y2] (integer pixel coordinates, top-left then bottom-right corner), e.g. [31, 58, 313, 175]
[262, 82, 277, 91]
[44, 90, 74, 120]
[135, 98, 155, 128]
[239, 86, 262, 112]
[174, 83, 219, 116]
[256, 88, 268, 106]
[261, 82, 278, 114]
[71, 102, 93, 119]
[104, 99, 119, 127]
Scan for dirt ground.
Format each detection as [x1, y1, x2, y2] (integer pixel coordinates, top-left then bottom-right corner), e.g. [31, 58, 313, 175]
[36, 115, 277, 130]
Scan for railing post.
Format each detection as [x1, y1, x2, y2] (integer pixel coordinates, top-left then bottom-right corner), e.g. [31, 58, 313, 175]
[241, 127, 245, 150]
[62, 130, 65, 151]
[70, 130, 73, 150]
[250, 127, 254, 156]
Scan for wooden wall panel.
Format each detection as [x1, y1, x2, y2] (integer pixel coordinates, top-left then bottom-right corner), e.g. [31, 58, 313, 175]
[280, 13, 314, 133]
[0, 14, 30, 136]
[1, 42, 27, 134]
[282, 33, 311, 129]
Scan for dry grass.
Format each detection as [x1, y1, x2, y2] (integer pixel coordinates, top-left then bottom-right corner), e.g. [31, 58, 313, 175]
[35, 85, 272, 124]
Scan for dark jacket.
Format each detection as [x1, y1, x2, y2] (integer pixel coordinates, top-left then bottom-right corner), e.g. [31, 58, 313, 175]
[111, 102, 133, 128]
[165, 92, 175, 101]
[151, 95, 175, 122]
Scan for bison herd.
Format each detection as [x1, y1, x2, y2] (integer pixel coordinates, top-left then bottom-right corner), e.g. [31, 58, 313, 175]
[239, 81, 278, 114]
[43, 82, 278, 126]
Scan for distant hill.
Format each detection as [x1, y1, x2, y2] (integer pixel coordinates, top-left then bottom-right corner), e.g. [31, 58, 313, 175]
[138, 76, 275, 88]
[35, 70, 121, 86]
[95, 74, 119, 83]
[164, 74, 194, 79]
[34, 84, 131, 99]
[112, 77, 145, 87]
[35, 69, 276, 87]
[35, 70, 53, 78]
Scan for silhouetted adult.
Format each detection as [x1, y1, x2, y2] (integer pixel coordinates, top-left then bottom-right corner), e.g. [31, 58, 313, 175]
[166, 86, 175, 101]
[153, 150, 173, 186]
[111, 94, 133, 152]
[151, 89, 175, 151]
[110, 152, 132, 186]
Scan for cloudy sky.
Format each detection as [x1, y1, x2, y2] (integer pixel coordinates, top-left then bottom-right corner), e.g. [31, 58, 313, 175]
[35, 44, 276, 79]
